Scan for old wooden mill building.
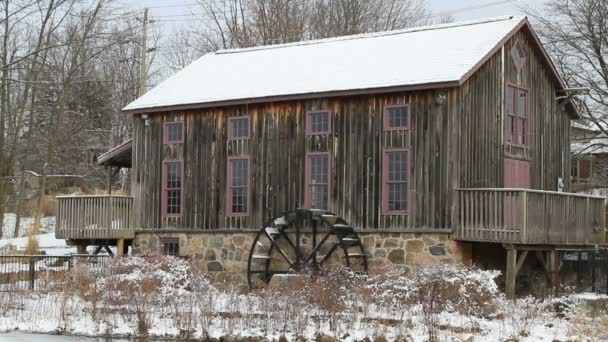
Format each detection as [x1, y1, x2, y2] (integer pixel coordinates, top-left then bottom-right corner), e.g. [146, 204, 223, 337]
[56, 16, 606, 296]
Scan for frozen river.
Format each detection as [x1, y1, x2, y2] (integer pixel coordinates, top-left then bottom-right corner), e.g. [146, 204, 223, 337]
[0, 332, 123, 341]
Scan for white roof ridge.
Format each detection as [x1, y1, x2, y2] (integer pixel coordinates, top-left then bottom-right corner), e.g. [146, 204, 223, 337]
[214, 15, 525, 55]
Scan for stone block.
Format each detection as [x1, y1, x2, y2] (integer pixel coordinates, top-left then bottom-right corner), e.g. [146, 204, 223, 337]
[388, 249, 405, 264]
[205, 249, 216, 261]
[231, 235, 247, 247]
[405, 240, 425, 253]
[210, 236, 224, 248]
[375, 248, 387, 258]
[383, 238, 400, 248]
[207, 261, 223, 272]
[429, 244, 446, 256]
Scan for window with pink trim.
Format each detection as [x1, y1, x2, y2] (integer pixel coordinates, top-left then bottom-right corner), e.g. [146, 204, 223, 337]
[164, 122, 184, 144]
[227, 157, 249, 216]
[160, 238, 179, 256]
[382, 149, 409, 214]
[306, 111, 331, 136]
[305, 153, 331, 209]
[162, 161, 183, 217]
[510, 41, 526, 71]
[384, 105, 409, 131]
[228, 116, 250, 140]
[505, 85, 528, 146]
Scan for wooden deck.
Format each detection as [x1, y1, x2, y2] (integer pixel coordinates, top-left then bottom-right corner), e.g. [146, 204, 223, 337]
[453, 188, 606, 246]
[55, 189, 606, 247]
[56, 196, 134, 240]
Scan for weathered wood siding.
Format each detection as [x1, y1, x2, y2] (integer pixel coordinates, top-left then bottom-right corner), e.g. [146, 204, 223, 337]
[130, 26, 571, 232]
[131, 90, 456, 231]
[453, 27, 571, 192]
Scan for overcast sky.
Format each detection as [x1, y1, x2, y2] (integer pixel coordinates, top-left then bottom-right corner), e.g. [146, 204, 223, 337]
[120, 0, 549, 25]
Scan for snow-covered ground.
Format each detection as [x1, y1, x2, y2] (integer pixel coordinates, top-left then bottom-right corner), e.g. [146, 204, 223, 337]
[2, 214, 56, 238]
[0, 214, 80, 256]
[0, 258, 606, 341]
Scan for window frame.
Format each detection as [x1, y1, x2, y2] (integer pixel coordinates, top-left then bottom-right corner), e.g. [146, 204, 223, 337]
[383, 104, 411, 131]
[161, 160, 184, 218]
[382, 148, 410, 215]
[305, 110, 332, 136]
[304, 152, 332, 210]
[572, 158, 592, 180]
[160, 238, 180, 256]
[504, 83, 529, 147]
[163, 121, 184, 144]
[510, 40, 526, 72]
[228, 115, 251, 141]
[226, 156, 251, 217]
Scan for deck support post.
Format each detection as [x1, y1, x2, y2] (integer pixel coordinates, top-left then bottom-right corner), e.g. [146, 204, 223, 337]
[506, 246, 517, 299]
[548, 249, 559, 297]
[76, 244, 87, 254]
[117, 239, 125, 256]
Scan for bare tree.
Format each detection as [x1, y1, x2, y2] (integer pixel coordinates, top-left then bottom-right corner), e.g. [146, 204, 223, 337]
[529, 0, 608, 137]
[193, 0, 430, 50]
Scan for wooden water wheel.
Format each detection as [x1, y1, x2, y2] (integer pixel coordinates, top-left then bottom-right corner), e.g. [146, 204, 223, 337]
[247, 209, 368, 289]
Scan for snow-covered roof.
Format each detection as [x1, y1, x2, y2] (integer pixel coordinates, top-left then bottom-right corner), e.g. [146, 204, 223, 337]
[124, 16, 531, 113]
[572, 136, 608, 155]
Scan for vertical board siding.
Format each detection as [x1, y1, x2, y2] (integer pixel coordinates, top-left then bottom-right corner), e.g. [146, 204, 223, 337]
[455, 29, 571, 193]
[130, 28, 571, 232]
[131, 91, 455, 231]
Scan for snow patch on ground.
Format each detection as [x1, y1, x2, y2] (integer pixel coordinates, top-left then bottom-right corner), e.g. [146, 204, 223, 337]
[2, 214, 56, 238]
[0, 233, 74, 256]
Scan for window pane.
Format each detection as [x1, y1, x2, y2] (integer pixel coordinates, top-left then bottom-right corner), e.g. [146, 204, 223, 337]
[167, 190, 181, 214]
[518, 118, 526, 145]
[386, 151, 408, 212]
[389, 183, 407, 211]
[232, 187, 247, 213]
[310, 112, 329, 133]
[311, 185, 328, 209]
[230, 159, 248, 213]
[232, 118, 249, 139]
[517, 90, 527, 118]
[510, 45, 522, 68]
[167, 123, 183, 142]
[308, 154, 329, 209]
[310, 155, 328, 184]
[387, 106, 408, 129]
[506, 87, 515, 114]
[388, 152, 407, 182]
[166, 162, 182, 189]
[232, 159, 248, 187]
[163, 240, 179, 256]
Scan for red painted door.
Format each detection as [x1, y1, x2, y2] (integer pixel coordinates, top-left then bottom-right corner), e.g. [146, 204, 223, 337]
[504, 158, 530, 229]
[504, 158, 531, 188]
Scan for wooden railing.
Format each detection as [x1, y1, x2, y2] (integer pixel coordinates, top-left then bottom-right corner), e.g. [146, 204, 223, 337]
[454, 189, 606, 245]
[56, 196, 134, 240]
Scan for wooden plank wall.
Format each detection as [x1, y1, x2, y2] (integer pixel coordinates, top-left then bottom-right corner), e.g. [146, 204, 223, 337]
[130, 27, 572, 232]
[131, 91, 454, 231]
[453, 28, 571, 192]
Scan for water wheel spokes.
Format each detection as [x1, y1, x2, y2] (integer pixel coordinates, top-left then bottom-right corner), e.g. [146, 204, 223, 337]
[247, 209, 368, 290]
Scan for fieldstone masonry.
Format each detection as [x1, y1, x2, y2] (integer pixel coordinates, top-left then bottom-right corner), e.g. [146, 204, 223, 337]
[132, 231, 472, 287]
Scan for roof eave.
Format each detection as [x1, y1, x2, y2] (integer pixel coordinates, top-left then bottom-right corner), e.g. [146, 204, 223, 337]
[122, 81, 460, 115]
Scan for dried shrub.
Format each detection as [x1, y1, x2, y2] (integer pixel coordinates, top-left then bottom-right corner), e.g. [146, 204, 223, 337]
[25, 225, 40, 254]
[369, 265, 501, 318]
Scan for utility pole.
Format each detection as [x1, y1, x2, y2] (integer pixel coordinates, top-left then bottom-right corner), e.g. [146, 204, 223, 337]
[139, 8, 149, 97]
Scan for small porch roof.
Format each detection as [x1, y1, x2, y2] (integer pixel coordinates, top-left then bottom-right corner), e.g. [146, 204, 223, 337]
[97, 139, 132, 168]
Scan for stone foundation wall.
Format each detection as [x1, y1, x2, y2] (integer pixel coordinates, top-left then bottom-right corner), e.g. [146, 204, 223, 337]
[132, 231, 472, 287]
